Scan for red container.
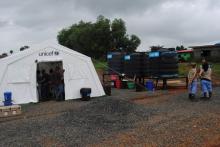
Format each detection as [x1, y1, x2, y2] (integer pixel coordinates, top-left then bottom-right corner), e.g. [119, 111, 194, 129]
[110, 75, 118, 81]
[115, 79, 122, 89]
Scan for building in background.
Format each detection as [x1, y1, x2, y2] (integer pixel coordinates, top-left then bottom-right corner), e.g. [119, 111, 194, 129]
[189, 43, 220, 62]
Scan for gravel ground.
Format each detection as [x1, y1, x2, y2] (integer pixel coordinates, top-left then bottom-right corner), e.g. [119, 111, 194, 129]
[0, 87, 220, 147]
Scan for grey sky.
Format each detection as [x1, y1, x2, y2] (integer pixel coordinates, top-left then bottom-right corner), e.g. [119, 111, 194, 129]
[0, 0, 220, 53]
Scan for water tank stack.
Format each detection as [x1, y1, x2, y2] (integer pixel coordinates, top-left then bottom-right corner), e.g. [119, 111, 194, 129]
[124, 53, 142, 78]
[148, 51, 161, 77]
[107, 50, 179, 78]
[141, 53, 150, 77]
[159, 51, 179, 77]
[107, 52, 124, 74]
[149, 50, 179, 77]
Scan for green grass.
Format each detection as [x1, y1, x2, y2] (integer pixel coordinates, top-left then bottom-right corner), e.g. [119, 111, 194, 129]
[93, 60, 107, 70]
[93, 60, 220, 77]
[212, 63, 220, 76]
[178, 63, 189, 76]
[179, 63, 220, 77]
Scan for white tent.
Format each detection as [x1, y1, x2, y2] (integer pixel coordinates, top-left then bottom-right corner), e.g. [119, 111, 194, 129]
[0, 43, 105, 104]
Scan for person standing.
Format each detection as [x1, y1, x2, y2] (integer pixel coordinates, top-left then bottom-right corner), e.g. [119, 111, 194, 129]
[41, 69, 50, 101]
[188, 63, 198, 101]
[199, 60, 212, 99]
[49, 69, 56, 98]
[54, 66, 65, 101]
[37, 70, 43, 99]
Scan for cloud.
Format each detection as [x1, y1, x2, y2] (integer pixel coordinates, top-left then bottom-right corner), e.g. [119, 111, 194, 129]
[0, 0, 220, 53]
[0, 20, 9, 27]
[74, 0, 166, 15]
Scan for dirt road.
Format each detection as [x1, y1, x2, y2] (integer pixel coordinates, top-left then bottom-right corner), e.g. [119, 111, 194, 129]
[0, 88, 220, 147]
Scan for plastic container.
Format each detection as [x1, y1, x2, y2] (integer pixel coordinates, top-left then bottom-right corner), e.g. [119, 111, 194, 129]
[110, 75, 118, 81]
[146, 80, 154, 91]
[115, 79, 122, 89]
[4, 92, 12, 106]
[4, 92, 12, 102]
[127, 82, 135, 89]
[107, 52, 125, 74]
[110, 81, 115, 88]
[4, 101, 12, 106]
[121, 80, 128, 89]
[124, 53, 142, 78]
[80, 88, 91, 101]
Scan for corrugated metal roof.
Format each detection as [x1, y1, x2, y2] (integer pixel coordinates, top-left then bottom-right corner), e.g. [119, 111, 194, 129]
[177, 50, 193, 53]
[189, 45, 220, 49]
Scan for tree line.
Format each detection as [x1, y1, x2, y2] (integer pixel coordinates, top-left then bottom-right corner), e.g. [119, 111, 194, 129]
[57, 15, 141, 59]
[150, 45, 187, 51]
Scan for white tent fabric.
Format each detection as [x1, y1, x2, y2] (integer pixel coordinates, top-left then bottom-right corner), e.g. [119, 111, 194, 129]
[0, 43, 105, 105]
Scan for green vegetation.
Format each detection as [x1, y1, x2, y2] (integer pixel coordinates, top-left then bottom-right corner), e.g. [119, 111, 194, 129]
[176, 45, 187, 51]
[93, 61, 220, 77]
[179, 53, 192, 62]
[57, 15, 141, 59]
[178, 63, 220, 77]
[212, 63, 220, 76]
[178, 63, 189, 76]
[93, 60, 107, 70]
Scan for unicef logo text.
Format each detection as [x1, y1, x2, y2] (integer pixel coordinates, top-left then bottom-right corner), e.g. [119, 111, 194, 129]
[39, 51, 60, 56]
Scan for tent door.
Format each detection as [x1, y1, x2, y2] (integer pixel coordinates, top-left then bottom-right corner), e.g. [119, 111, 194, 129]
[36, 61, 65, 102]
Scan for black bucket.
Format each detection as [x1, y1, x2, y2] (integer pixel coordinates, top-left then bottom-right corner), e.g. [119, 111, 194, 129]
[80, 88, 91, 101]
[135, 83, 145, 92]
[121, 80, 128, 89]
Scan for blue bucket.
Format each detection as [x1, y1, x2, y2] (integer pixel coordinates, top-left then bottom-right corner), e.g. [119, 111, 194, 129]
[4, 101, 12, 106]
[4, 92, 12, 102]
[146, 81, 154, 91]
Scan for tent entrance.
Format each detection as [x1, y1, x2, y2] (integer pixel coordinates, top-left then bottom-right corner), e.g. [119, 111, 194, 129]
[37, 61, 65, 102]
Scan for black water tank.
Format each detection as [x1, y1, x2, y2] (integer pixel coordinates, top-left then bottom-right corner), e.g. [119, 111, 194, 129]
[141, 53, 150, 77]
[159, 51, 179, 77]
[148, 51, 160, 77]
[107, 52, 124, 74]
[124, 53, 142, 78]
[149, 51, 178, 77]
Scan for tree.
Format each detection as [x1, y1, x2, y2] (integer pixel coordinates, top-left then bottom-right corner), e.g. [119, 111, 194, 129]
[127, 35, 141, 52]
[176, 46, 181, 51]
[176, 45, 186, 51]
[150, 45, 164, 51]
[111, 18, 126, 50]
[57, 16, 141, 59]
[93, 15, 112, 58]
[10, 50, 13, 54]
